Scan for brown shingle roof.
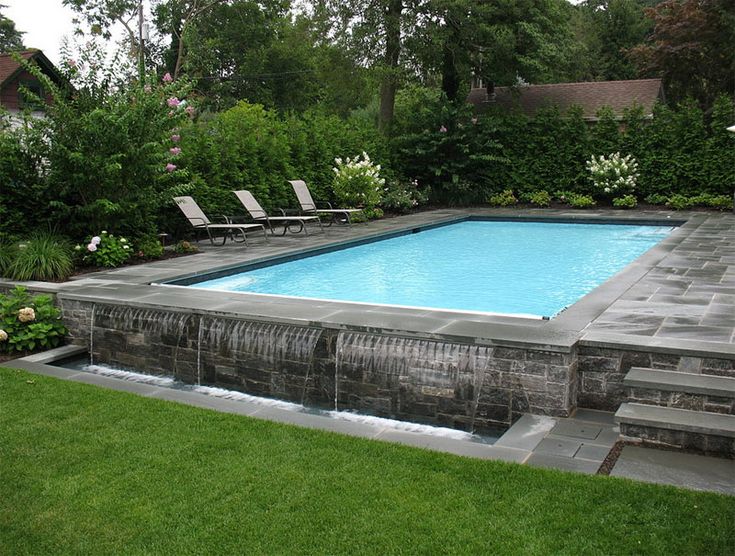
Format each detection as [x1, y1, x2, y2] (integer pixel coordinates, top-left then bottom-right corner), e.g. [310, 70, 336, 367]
[469, 79, 663, 120]
[0, 49, 42, 87]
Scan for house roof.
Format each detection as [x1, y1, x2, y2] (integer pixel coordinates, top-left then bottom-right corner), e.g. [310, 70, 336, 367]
[0, 49, 66, 89]
[468, 78, 663, 120]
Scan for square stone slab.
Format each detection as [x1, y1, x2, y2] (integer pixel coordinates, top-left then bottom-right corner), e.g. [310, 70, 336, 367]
[525, 453, 600, 475]
[575, 444, 613, 462]
[550, 420, 603, 440]
[534, 437, 582, 458]
[611, 445, 735, 495]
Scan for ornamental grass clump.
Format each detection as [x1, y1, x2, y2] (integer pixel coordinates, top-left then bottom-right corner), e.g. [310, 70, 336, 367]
[586, 152, 639, 199]
[0, 286, 66, 353]
[76, 231, 132, 268]
[332, 152, 384, 208]
[4, 233, 74, 281]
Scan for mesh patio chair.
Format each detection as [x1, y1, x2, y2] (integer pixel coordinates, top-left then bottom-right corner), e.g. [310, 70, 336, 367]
[288, 180, 363, 226]
[173, 196, 266, 246]
[233, 190, 324, 236]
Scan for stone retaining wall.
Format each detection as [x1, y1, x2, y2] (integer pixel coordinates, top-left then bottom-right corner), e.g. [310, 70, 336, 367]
[577, 345, 735, 411]
[60, 299, 577, 433]
[620, 423, 735, 457]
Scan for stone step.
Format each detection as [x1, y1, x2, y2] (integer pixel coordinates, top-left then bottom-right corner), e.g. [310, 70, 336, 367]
[624, 367, 735, 399]
[615, 403, 735, 438]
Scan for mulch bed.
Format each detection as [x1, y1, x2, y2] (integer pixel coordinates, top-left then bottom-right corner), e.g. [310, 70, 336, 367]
[597, 440, 628, 475]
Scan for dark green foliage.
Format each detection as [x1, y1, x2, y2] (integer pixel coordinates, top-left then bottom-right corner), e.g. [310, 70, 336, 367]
[134, 234, 164, 259]
[165, 102, 388, 234]
[76, 231, 132, 268]
[4, 234, 74, 281]
[173, 240, 199, 254]
[488, 189, 518, 207]
[0, 241, 18, 276]
[0, 124, 48, 242]
[0, 287, 66, 353]
[0, 4, 24, 51]
[567, 193, 597, 208]
[613, 194, 638, 208]
[521, 190, 552, 207]
[389, 88, 735, 204]
[667, 193, 733, 211]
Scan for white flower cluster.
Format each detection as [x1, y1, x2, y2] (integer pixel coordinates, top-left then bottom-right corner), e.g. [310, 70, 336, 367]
[333, 152, 385, 188]
[0, 329, 7, 342]
[18, 307, 36, 323]
[332, 152, 385, 207]
[586, 152, 639, 195]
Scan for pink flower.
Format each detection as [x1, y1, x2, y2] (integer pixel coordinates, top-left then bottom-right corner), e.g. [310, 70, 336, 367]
[91, 236, 101, 245]
[67, 59, 77, 68]
[169, 147, 181, 156]
[167, 97, 180, 108]
[170, 134, 181, 143]
[165, 163, 177, 172]
[162, 72, 173, 83]
[185, 105, 195, 117]
[87, 243, 97, 252]
[439, 125, 448, 133]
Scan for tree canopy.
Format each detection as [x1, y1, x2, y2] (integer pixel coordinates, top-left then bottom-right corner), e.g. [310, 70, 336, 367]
[0, 4, 24, 52]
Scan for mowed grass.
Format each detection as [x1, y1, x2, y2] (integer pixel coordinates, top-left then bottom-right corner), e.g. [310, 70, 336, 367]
[1, 367, 734, 555]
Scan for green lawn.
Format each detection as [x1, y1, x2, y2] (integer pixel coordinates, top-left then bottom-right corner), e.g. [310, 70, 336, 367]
[1, 367, 733, 555]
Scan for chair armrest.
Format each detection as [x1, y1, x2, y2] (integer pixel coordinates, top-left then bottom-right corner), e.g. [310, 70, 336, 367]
[215, 215, 237, 224]
[315, 201, 334, 210]
[279, 208, 301, 216]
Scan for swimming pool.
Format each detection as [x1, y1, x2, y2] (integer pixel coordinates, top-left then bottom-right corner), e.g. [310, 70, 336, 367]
[190, 220, 673, 318]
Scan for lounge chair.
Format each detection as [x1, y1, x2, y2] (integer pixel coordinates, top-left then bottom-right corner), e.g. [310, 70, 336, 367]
[173, 196, 266, 246]
[288, 180, 363, 226]
[233, 190, 324, 236]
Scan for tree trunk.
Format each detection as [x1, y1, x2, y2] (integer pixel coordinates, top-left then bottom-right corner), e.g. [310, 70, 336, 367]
[379, 0, 402, 132]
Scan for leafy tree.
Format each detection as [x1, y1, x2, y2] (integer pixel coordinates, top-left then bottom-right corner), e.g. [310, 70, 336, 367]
[28, 42, 194, 239]
[0, 4, 24, 52]
[630, 0, 735, 109]
[408, 0, 582, 103]
[152, 0, 228, 79]
[572, 0, 653, 81]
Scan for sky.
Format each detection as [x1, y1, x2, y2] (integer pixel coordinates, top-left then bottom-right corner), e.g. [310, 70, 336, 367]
[3, 1, 79, 64]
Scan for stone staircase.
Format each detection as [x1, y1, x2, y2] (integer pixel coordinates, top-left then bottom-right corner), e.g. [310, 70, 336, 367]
[614, 367, 735, 457]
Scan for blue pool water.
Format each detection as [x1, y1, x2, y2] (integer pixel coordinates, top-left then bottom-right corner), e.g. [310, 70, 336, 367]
[191, 221, 673, 317]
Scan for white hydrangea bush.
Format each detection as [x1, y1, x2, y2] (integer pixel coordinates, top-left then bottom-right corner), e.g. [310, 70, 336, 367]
[586, 152, 639, 197]
[332, 152, 385, 208]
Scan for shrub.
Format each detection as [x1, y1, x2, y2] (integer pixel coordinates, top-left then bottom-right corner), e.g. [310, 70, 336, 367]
[666, 194, 695, 210]
[521, 190, 551, 207]
[332, 152, 384, 208]
[32, 42, 194, 240]
[0, 242, 19, 276]
[381, 179, 428, 213]
[644, 193, 669, 205]
[689, 193, 732, 210]
[0, 286, 67, 353]
[666, 193, 733, 211]
[612, 195, 638, 209]
[4, 234, 74, 281]
[567, 194, 596, 208]
[488, 190, 517, 207]
[76, 231, 132, 268]
[587, 152, 638, 198]
[135, 234, 164, 259]
[362, 207, 384, 220]
[173, 240, 199, 254]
